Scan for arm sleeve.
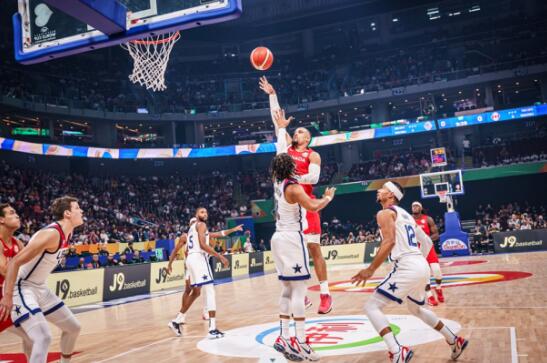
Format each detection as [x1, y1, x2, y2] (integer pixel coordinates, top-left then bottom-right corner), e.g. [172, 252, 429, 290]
[294, 163, 321, 185]
[276, 128, 288, 155]
[270, 94, 281, 133]
[416, 226, 433, 257]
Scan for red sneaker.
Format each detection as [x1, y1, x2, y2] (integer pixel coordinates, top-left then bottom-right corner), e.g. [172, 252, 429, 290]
[427, 295, 438, 306]
[389, 345, 414, 363]
[305, 296, 313, 310]
[318, 294, 333, 314]
[435, 288, 445, 303]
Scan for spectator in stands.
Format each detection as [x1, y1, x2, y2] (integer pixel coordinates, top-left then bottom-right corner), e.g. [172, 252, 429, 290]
[107, 253, 120, 267]
[119, 254, 128, 265]
[257, 239, 267, 251]
[67, 247, 78, 258]
[214, 241, 224, 254]
[99, 244, 110, 257]
[124, 242, 136, 255]
[132, 250, 145, 264]
[77, 257, 86, 270]
[91, 254, 102, 269]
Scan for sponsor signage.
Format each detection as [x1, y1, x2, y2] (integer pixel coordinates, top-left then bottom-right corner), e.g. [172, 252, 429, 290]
[364, 241, 381, 264]
[231, 253, 249, 277]
[212, 254, 232, 280]
[322, 243, 365, 265]
[248, 252, 264, 274]
[150, 261, 185, 291]
[103, 264, 150, 301]
[442, 238, 468, 252]
[263, 251, 276, 272]
[493, 229, 546, 253]
[48, 269, 104, 307]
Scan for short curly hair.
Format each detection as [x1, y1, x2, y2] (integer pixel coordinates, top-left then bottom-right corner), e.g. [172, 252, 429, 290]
[270, 153, 295, 182]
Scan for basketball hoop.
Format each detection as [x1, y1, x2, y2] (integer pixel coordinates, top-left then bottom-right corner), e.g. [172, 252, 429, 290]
[121, 31, 181, 92]
[437, 191, 448, 203]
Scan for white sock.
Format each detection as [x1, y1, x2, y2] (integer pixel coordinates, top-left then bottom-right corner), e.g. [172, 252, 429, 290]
[174, 312, 185, 324]
[209, 317, 217, 331]
[61, 356, 71, 363]
[280, 318, 290, 338]
[383, 332, 400, 354]
[319, 281, 330, 295]
[295, 320, 306, 341]
[426, 289, 433, 298]
[439, 324, 457, 344]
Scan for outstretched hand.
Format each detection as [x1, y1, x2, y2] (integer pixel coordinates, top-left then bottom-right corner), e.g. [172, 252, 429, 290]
[259, 76, 275, 95]
[274, 109, 294, 129]
[350, 268, 374, 287]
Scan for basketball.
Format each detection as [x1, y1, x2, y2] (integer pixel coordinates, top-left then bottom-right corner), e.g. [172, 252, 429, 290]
[250, 46, 274, 71]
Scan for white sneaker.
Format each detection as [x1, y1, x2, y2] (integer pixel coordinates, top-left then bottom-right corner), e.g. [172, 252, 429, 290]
[389, 346, 413, 363]
[289, 337, 320, 361]
[450, 336, 469, 360]
[273, 336, 294, 360]
[208, 329, 225, 339]
[167, 321, 181, 337]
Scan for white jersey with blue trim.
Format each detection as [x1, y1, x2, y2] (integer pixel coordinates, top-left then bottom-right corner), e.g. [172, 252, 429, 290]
[17, 223, 70, 286]
[381, 205, 423, 262]
[186, 222, 209, 255]
[274, 178, 308, 232]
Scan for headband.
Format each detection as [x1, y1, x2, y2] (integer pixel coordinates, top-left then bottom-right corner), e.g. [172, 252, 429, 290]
[384, 181, 403, 201]
[189, 217, 197, 224]
[412, 201, 422, 208]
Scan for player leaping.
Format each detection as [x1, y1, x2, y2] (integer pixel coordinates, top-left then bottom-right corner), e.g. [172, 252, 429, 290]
[260, 76, 333, 314]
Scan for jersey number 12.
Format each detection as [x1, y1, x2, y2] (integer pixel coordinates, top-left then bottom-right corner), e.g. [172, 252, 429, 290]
[405, 225, 418, 247]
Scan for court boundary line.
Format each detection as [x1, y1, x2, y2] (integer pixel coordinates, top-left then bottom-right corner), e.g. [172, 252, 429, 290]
[92, 337, 177, 363]
[510, 327, 518, 363]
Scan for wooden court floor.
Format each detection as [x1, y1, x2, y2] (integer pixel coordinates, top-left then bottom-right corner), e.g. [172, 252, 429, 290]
[1, 252, 546, 363]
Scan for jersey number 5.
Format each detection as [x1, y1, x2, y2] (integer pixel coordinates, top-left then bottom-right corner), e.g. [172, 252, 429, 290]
[188, 235, 194, 249]
[405, 225, 418, 247]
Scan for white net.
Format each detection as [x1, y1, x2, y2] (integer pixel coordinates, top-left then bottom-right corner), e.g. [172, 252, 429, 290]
[121, 32, 181, 92]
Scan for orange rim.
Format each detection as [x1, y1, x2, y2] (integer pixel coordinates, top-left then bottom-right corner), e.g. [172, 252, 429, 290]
[130, 31, 181, 45]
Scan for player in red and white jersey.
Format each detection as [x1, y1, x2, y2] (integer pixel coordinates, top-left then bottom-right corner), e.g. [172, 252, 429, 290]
[412, 201, 445, 306]
[260, 76, 333, 315]
[0, 196, 83, 363]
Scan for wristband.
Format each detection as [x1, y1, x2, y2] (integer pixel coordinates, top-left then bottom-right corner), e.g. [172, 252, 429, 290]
[325, 196, 332, 202]
[221, 230, 226, 237]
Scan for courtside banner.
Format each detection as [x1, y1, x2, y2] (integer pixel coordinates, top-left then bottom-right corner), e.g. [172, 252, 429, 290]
[249, 252, 264, 274]
[212, 254, 232, 280]
[48, 269, 104, 307]
[322, 243, 366, 266]
[364, 241, 382, 264]
[231, 253, 249, 277]
[263, 251, 276, 272]
[493, 229, 547, 253]
[103, 264, 150, 301]
[150, 261, 185, 291]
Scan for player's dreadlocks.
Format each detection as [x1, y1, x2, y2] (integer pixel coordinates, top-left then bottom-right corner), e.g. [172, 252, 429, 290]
[271, 153, 296, 182]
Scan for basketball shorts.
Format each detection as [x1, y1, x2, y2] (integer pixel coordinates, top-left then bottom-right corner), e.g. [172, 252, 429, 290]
[271, 231, 311, 281]
[426, 247, 439, 264]
[303, 193, 321, 243]
[375, 255, 430, 305]
[0, 288, 13, 332]
[186, 253, 214, 287]
[11, 281, 64, 327]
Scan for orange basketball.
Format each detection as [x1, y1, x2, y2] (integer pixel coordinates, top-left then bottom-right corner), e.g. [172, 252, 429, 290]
[250, 47, 274, 71]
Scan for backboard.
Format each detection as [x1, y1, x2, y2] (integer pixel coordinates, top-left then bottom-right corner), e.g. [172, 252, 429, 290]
[419, 169, 464, 199]
[14, 0, 242, 64]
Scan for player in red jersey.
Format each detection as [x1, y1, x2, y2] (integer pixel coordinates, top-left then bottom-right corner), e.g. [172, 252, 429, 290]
[412, 201, 445, 306]
[0, 203, 33, 359]
[261, 76, 333, 314]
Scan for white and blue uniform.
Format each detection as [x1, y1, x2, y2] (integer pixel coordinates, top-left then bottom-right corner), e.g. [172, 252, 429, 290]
[185, 222, 214, 287]
[10, 223, 69, 326]
[270, 178, 311, 281]
[375, 205, 430, 305]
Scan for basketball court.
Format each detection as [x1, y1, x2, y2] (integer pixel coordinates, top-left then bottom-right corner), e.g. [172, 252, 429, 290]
[0, 252, 544, 362]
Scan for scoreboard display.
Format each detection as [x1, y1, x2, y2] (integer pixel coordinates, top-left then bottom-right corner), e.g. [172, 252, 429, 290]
[430, 147, 447, 167]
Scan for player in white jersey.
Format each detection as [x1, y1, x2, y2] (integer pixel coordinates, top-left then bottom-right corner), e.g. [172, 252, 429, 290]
[166, 207, 229, 339]
[0, 196, 83, 363]
[270, 151, 336, 362]
[351, 182, 468, 363]
[167, 217, 242, 337]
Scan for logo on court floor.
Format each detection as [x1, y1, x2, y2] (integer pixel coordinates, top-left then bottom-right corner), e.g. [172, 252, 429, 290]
[197, 315, 460, 358]
[309, 271, 532, 293]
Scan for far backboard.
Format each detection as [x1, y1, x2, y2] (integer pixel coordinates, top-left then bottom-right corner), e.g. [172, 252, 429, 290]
[419, 169, 464, 199]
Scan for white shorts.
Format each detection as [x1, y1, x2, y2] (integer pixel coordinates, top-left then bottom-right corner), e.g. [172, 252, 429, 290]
[304, 234, 321, 244]
[11, 281, 64, 327]
[375, 255, 430, 305]
[186, 253, 214, 287]
[271, 231, 311, 281]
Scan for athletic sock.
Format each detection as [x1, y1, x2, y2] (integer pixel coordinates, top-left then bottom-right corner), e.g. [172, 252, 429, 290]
[439, 323, 457, 344]
[174, 313, 185, 324]
[209, 317, 217, 331]
[319, 281, 330, 295]
[383, 332, 401, 354]
[280, 318, 290, 338]
[295, 320, 306, 341]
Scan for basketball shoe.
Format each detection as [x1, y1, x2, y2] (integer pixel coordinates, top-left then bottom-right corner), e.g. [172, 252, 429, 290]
[427, 295, 438, 306]
[167, 321, 182, 337]
[450, 336, 469, 360]
[389, 346, 414, 363]
[208, 329, 225, 339]
[273, 336, 299, 361]
[318, 294, 333, 314]
[435, 288, 445, 303]
[289, 337, 320, 362]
